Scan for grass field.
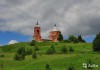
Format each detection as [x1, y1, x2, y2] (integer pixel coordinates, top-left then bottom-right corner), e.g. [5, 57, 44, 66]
[0, 42, 100, 70]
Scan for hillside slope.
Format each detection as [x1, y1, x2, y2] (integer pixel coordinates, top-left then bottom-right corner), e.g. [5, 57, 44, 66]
[0, 42, 100, 70]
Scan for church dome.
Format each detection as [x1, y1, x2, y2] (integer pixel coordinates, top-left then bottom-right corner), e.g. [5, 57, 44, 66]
[51, 24, 60, 31]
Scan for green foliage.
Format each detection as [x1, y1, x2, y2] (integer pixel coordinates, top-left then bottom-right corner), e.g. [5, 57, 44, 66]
[34, 46, 39, 52]
[68, 35, 78, 43]
[78, 35, 86, 43]
[46, 45, 56, 54]
[69, 47, 74, 52]
[0, 54, 4, 57]
[61, 45, 67, 54]
[58, 32, 63, 41]
[30, 40, 35, 46]
[17, 47, 26, 56]
[14, 47, 26, 61]
[32, 52, 37, 59]
[93, 32, 100, 51]
[25, 48, 33, 55]
[45, 64, 51, 70]
[50, 45, 56, 52]
[46, 48, 54, 54]
[14, 53, 25, 61]
[63, 40, 71, 43]
[67, 65, 75, 70]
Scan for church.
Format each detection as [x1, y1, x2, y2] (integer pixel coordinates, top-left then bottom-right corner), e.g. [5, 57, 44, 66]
[33, 21, 61, 42]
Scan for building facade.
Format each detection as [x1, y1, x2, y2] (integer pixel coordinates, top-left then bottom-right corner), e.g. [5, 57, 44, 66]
[34, 21, 42, 42]
[49, 25, 60, 42]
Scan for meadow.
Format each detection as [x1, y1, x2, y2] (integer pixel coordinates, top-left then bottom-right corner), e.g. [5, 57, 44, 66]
[0, 42, 100, 70]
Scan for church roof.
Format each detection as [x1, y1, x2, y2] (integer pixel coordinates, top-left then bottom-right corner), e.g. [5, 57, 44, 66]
[51, 24, 60, 31]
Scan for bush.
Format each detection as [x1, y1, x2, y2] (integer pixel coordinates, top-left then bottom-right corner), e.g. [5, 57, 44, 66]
[25, 48, 33, 55]
[17, 47, 26, 56]
[67, 65, 75, 70]
[93, 32, 100, 51]
[34, 46, 39, 52]
[14, 53, 25, 61]
[51, 45, 56, 52]
[0, 54, 4, 57]
[32, 52, 37, 59]
[30, 40, 35, 46]
[46, 48, 54, 54]
[69, 47, 74, 52]
[61, 45, 67, 54]
[45, 64, 51, 70]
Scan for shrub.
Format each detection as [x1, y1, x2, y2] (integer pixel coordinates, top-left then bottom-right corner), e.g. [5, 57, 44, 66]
[51, 45, 56, 52]
[67, 65, 75, 70]
[45, 64, 51, 70]
[69, 47, 74, 52]
[34, 46, 39, 52]
[14, 53, 25, 61]
[61, 45, 67, 54]
[32, 52, 37, 59]
[0, 54, 4, 57]
[30, 40, 35, 46]
[46, 48, 54, 54]
[25, 48, 33, 55]
[93, 32, 100, 51]
[17, 47, 26, 56]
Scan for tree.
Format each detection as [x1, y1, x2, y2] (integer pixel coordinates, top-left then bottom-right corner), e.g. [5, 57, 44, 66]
[78, 35, 86, 43]
[58, 32, 63, 41]
[45, 64, 51, 70]
[30, 40, 35, 46]
[68, 35, 78, 43]
[61, 45, 67, 54]
[93, 32, 100, 51]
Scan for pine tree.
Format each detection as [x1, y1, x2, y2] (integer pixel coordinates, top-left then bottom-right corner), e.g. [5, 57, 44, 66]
[93, 32, 100, 51]
[58, 32, 63, 41]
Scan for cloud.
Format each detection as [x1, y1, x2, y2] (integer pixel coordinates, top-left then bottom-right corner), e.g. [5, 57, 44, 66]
[8, 40, 18, 45]
[0, 0, 100, 39]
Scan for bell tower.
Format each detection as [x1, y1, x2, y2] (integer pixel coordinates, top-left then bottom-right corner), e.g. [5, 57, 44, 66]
[34, 21, 42, 42]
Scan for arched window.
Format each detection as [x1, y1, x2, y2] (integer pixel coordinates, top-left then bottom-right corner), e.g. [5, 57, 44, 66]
[37, 30, 39, 34]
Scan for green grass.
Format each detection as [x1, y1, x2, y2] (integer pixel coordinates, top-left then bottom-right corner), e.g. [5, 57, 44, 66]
[0, 42, 100, 70]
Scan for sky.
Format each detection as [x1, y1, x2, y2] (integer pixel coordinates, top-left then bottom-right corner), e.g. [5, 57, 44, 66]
[0, 0, 100, 45]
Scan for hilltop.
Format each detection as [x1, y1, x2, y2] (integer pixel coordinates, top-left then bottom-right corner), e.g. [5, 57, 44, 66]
[0, 42, 100, 70]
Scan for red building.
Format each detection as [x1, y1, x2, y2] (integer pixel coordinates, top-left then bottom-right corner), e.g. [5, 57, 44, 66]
[49, 25, 60, 42]
[34, 21, 42, 42]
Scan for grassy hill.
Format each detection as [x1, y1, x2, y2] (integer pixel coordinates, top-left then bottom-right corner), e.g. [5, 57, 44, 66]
[0, 42, 100, 70]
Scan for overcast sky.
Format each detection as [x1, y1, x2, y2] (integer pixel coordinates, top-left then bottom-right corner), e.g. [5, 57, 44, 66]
[0, 0, 100, 39]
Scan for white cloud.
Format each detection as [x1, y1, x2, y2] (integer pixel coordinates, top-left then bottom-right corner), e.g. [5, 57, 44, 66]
[8, 40, 18, 45]
[0, 0, 100, 39]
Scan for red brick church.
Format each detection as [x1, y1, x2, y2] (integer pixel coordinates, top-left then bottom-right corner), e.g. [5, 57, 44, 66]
[33, 21, 61, 42]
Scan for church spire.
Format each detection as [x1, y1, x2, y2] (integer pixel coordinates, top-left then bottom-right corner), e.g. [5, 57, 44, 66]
[37, 21, 38, 25]
[55, 24, 56, 27]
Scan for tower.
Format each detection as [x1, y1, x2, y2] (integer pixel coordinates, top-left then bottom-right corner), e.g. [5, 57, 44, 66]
[49, 24, 60, 42]
[34, 21, 42, 42]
